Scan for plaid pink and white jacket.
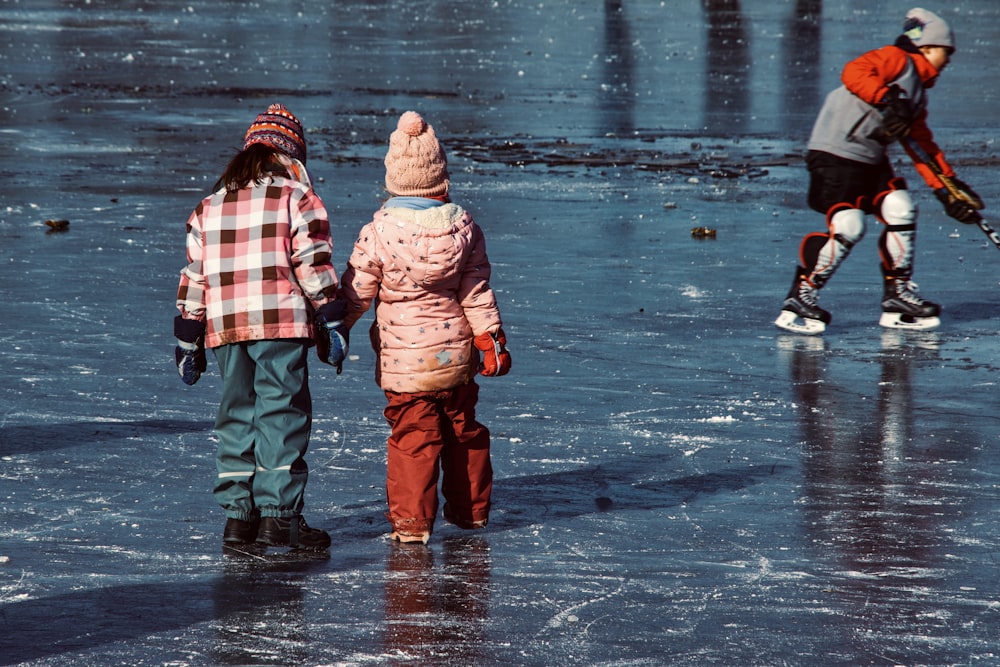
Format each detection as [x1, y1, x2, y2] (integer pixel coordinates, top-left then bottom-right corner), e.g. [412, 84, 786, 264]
[176, 172, 339, 349]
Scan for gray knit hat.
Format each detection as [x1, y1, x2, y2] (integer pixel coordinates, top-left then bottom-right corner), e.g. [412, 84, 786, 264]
[903, 8, 955, 51]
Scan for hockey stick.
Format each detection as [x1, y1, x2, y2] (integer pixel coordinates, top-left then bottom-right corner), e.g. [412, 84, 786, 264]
[898, 135, 1000, 251]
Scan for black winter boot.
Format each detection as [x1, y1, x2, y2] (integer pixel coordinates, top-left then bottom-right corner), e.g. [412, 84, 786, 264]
[257, 515, 331, 550]
[223, 511, 260, 544]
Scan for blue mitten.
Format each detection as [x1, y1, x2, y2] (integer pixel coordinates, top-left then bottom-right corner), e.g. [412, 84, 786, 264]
[315, 300, 350, 374]
[174, 316, 207, 385]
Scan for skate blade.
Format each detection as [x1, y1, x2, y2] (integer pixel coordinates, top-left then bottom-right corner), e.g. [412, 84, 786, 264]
[878, 312, 941, 331]
[222, 542, 268, 559]
[774, 310, 826, 335]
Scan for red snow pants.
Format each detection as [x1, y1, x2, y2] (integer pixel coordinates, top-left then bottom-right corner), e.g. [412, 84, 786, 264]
[382, 381, 492, 537]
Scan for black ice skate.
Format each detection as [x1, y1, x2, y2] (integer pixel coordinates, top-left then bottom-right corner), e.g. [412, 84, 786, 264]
[879, 271, 941, 331]
[775, 267, 831, 335]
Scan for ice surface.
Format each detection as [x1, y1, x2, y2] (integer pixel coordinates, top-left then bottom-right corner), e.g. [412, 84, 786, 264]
[2, 1, 1000, 665]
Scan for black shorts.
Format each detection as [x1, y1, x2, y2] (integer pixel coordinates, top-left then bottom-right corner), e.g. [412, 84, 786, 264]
[806, 150, 898, 215]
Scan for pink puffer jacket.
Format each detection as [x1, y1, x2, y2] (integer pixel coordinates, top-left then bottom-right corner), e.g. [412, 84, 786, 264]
[340, 202, 502, 393]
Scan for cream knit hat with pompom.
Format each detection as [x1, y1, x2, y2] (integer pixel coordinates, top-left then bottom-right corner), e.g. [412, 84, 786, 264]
[384, 111, 450, 198]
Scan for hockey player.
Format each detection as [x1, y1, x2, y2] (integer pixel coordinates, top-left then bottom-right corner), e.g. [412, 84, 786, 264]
[775, 7, 983, 334]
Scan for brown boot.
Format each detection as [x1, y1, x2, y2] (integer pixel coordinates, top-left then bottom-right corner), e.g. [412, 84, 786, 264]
[390, 530, 431, 544]
[388, 515, 433, 544]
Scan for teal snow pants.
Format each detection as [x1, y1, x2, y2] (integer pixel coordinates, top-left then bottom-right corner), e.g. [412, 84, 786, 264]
[211, 339, 312, 521]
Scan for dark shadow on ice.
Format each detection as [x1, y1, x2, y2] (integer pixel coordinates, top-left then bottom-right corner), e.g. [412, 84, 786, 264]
[0, 419, 212, 456]
[320, 461, 787, 541]
[494, 459, 789, 529]
[0, 559, 324, 665]
[0, 581, 217, 665]
[702, 0, 750, 134]
[599, 0, 635, 136]
[210, 562, 315, 666]
[933, 298, 1000, 326]
[383, 536, 490, 666]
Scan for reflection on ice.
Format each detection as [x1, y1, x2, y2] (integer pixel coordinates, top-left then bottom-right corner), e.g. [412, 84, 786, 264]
[383, 537, 491, 665]
[780, 331, 983, 656]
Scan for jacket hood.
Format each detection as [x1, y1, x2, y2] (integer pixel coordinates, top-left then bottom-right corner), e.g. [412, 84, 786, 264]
[376, 202, 472, 288]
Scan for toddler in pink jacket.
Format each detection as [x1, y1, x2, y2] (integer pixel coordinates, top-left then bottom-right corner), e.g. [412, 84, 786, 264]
[339, 111, 511, 544]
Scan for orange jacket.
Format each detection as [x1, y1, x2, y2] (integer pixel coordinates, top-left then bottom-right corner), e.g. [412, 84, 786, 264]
[841, 45, 954, 189]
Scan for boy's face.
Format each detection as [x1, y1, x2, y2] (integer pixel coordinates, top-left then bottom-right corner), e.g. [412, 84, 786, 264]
[921, 45, 953, 73]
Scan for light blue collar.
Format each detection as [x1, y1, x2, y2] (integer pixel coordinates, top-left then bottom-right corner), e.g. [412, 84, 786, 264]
[384, 196, 447, 211]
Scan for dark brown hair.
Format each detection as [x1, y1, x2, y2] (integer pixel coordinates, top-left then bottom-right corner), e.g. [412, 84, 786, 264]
[214, 143, 290, 193]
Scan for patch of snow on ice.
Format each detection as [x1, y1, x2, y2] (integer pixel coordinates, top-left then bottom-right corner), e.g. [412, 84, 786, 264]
[697, 415, 737, 424]
[681, 284, 707, 299]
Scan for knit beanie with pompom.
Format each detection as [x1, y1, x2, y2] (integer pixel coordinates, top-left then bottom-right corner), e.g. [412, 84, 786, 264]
[902, 7, 955, 51]
[244, 103, 307, 164]
[384, 111, 450, 198]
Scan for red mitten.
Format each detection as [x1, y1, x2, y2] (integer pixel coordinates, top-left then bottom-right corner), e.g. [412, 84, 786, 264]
[474, 328, 511, 377]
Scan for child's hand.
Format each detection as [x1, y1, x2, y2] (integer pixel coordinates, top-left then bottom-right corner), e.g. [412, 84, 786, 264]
[879, 85, 913, 141]
[315, 300, 350, 374]
[474, 329, 511, 377]
[174, 316, 207, 385]
[175, 341, 206, 385]
[935, 187, 982, 224]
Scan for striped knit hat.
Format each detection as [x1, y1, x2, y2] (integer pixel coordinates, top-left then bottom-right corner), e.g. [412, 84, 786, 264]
[244, 103, 307, 164]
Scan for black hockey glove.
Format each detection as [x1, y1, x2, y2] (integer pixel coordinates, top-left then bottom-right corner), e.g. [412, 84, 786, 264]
[949, 177, 984, 210]
[935, 188, 981, 224]
[315, 299, 350, 374]
[936, 177, 984, 224]
[174, 316, 207, 386]
[878, 85, 913, 142]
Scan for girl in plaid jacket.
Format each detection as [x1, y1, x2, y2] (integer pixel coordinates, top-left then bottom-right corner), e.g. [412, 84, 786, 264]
[175, 103, 344, 551]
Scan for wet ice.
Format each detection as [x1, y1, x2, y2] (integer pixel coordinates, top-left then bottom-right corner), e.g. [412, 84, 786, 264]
[2, 1, 1000, 666]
